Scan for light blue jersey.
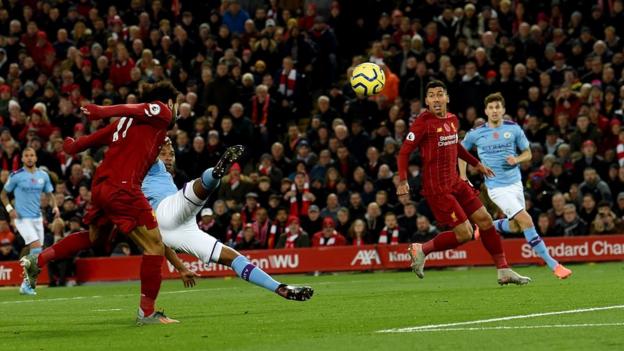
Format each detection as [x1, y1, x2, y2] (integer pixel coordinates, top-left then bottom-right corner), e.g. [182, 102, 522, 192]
[3, 168, 53, 218]
[462, 121, 530, 189]
[142, 160, 178, 210]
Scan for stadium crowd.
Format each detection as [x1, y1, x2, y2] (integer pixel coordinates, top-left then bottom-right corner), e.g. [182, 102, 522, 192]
[1, 0, 624, 280]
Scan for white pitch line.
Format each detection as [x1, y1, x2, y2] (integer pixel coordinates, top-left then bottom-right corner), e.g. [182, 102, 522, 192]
[377, 305, 624, 333]
[93, 308, 123, 312]
[404, 322, 624, 333]
[0, 287, 230, 305]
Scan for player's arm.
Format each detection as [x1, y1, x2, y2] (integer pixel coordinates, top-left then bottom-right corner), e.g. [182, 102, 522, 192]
[507, 148, 532, 166]
[507, 126, 532, 166]
[1, 177, 16, 219]
[396, 118, 425, 199]
[164, 246, 199, 288]
[63, 122, 116, 154]
[80, 102, 171, 126]
[43, 173, 60, 218]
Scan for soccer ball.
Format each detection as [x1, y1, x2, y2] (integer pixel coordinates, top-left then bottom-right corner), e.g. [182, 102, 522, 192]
[350, 62, 386, 96]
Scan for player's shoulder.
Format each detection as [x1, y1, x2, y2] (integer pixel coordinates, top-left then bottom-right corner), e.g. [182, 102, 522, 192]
[467, 123, 488, 134]
[503, 120, 518, 126]
[9, 168, 24, 177]
[416, 110, 435, 121]
[144, 100, 172, 117]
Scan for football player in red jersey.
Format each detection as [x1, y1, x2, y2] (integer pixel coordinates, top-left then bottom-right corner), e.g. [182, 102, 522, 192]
[396, 80, 531, 285]
[22, 82, 192, 325]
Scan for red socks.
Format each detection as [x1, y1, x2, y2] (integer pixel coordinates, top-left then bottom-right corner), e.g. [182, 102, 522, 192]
[139, 255, 164, 317]
[422, 230, 460, 255]
[479, 226, 509, 269]
[37, 231, 91, 267]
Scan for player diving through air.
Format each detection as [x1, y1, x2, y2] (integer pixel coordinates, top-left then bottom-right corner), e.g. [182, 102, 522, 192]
[460, 92, 572, 279]
[396, 80, 531, 285]
[141, 139, 313, 301]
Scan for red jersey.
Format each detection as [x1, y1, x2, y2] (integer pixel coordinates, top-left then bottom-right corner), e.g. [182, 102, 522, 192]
[397, 110, 479, 196]
[311, 231, 347, 247]
[72, 102, 172, 189]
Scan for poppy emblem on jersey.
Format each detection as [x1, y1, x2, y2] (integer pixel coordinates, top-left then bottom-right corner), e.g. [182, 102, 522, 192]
[504, 132, 512, 139]
[406, 132, 415, 141]
[443, 123, 451, 132]
[493, 132, 499, 140]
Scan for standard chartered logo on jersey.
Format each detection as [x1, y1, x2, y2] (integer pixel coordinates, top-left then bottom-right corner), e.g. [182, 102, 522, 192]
[438, 134, 458, 147]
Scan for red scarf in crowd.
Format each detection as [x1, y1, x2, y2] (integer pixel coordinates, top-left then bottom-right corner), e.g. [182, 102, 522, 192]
[278, 69, 297, 97]
[251, 95, 270, 126]
[1, 153, 20, 172]
[352, 237, 364, 246]
[378, 226, 400, 245]
[226, 225, 244, 244]
[289, 182, 311, 218]
[253, 219, 270, 246]
[268, 221, 286, 249]
[284, 227, 303, 249]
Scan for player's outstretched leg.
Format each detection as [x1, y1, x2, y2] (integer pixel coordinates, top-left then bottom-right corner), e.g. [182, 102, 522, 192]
[494, 214, 572, 280]
[20, 230, 92, 290]
[471, 209, 531, 285]
[219, 245, 313, 301]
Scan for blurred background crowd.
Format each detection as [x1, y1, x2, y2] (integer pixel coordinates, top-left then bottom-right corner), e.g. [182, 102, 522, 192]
[1, 0, 624, 285]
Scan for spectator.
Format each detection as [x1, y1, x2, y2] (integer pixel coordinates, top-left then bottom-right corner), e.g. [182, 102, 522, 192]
[579, 167, 613, 204]
[347, 219, 369, 246]
[591, 201, 624, 234]
[312, 217, 346, 247]
[218, 163, 254, 205]
[555, 203, 588, 236]
[335, 207, 351, 236]
[240, 192, 260, 224]
[377, 212, 403, 245]
[410, 215, 439, 243]
[300, 204, 321, 239]
[275, 215, 310, 248]
[0, 219, 17, 261]
[198, 208, 216, 234]
[235, 223, 263, 250]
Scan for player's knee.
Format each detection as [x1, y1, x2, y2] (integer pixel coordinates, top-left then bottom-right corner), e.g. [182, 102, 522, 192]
[514, 212, 533, 230]
[455, 223, 473, 243]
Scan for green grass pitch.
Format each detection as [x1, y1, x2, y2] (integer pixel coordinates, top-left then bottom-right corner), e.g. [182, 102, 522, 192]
[1, 263, 623, 351]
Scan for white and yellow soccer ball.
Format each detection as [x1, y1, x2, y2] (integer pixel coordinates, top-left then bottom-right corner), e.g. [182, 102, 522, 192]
[350, 62, 386, 96]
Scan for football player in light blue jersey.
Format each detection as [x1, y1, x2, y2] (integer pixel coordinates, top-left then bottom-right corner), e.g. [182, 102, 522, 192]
[460, 93, 572, 279]
[141, 139, 313, 301]
[1, 148, 60, 295]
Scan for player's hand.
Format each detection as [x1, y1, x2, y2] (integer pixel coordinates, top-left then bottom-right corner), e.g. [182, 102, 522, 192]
[52, 206, 60, 218]
[506, 155, 518, 166]
[80, 104, 99, 117]
[180, 268, 200, 288]
[475, 163, 495, 178]
[396, 181, 410, 200]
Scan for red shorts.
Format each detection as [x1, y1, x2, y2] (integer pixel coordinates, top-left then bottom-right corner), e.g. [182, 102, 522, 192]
[84, 182, 157, 234]
[424, 180, 483, 228]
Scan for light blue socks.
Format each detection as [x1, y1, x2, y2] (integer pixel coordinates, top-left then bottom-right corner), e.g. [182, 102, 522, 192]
[231, 255, 281, 292]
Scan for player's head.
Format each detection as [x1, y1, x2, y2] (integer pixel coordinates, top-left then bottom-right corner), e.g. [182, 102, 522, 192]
[21, 147, 37, 168]
[484, 92, 506, 123]
[425, 80, 448, 117]
[159, 137, 175, 173]
[139, 81, 181, 119]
